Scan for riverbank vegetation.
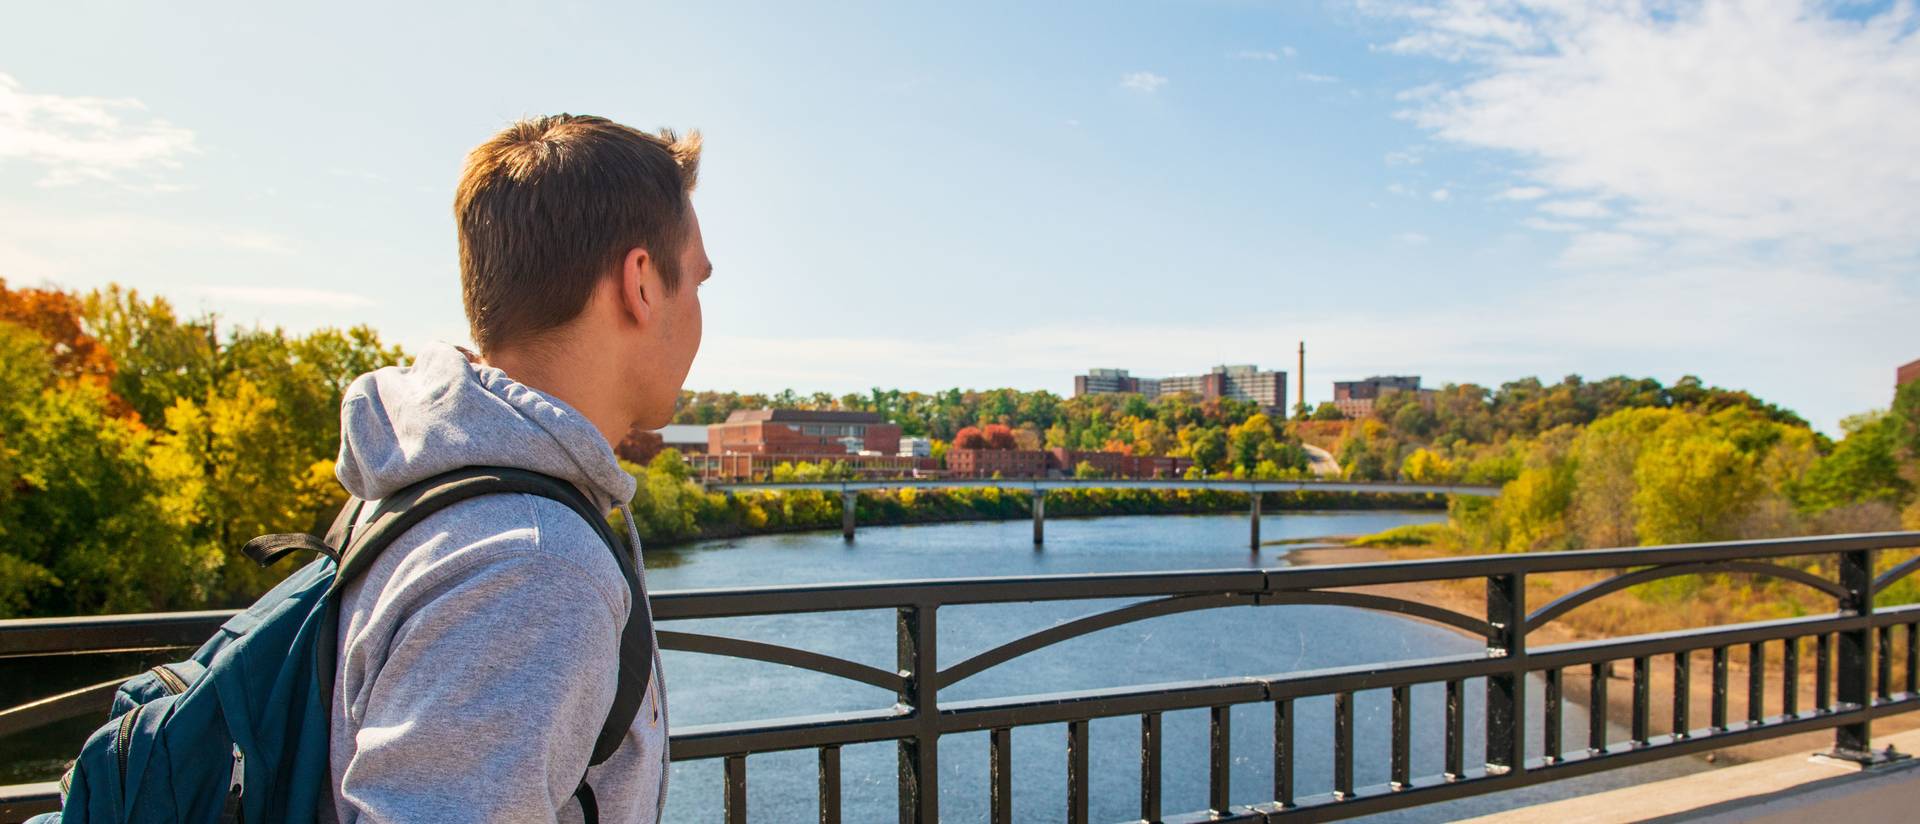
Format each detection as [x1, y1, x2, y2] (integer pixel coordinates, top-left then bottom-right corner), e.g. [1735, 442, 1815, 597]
[2, 278, 1913, 619]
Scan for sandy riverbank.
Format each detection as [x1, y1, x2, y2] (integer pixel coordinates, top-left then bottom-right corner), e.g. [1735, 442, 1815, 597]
[1280, 543, 1920, 765]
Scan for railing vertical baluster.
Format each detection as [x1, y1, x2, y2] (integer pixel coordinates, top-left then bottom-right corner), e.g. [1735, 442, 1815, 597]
[1485, 572, 1528, 776]
[1904, 622, 1920, 695]
[1783, 637, 1800, 718]
[1711, 646, 1730, 730]
[1878, 625, 1894, 702]
[725, 755, 748, 824]
[1632, 656, 1650, 745]
[1391, 685, 1411, 789]
[1334, 691, 1355, 799]
[1673, 651, 1692, 738]
[1444, 679, 1465, 780]
[1909, 623, 1919, 695]
[1588, 662, 1608, 752]
[1273, 699, 1294, 808]
[1142, 712, 1163, 821]
[1543, 668, 1562, 763]
[989, 729, 1010, 824]
[819, 746, 841, 824]
[1067, 720, 1089, 824]
[1747, 641, 1766, 725]
[1832, 548, 1874, 759]
[1210, 705, 1232, 813]
[896, 605, 939, 824]
[1817, 633, 1833, 712]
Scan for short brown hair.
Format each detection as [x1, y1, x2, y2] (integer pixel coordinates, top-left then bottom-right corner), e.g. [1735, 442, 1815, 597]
[455, 114, 701, 352]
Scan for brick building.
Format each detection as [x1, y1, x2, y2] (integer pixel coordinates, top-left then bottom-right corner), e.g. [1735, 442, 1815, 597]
[945, 448, 1052, 478]
[1900, 358, 1920, 389]
[708, 409, 902, 457]
[1332, 375, 1423, 419]
[1073, 364, 1288, 412]
[945, 447, 1192, 479]
[692, 452, 937, 481]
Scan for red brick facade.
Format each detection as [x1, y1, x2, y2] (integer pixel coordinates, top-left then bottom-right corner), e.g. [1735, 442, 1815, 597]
[1900, 358, 1920, 389]
[946, 448, 1192, 479]
[945, 448, 1052, 478]
[708, 409, 901, 457]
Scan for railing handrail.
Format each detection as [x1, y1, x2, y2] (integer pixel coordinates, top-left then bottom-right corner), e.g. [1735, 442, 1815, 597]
[4, 529, 1919, 824]
[707, 477, 1502, 495]
[7, 532, 1914, 640]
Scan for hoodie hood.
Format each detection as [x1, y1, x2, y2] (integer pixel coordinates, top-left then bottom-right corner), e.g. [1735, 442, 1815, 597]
[336, 343, 638, 511]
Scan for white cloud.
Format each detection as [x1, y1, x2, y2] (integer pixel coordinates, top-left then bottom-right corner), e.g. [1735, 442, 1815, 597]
[1499, 185, 1549, 201]
[1396, 231, 1431, 244]
[1229, 50, 1282, 61]
[1375, 1, 1920, 256]
[1283, 46, 1299, 58]
[200, 286, 373, 308]
[0, 73, 196, 188]
[1296, 72, 1340, 83]
[1430, 188, 1451, 202]
[1520, 216, 1583, 233]
[1537, 199, 1610, 219]
[1120, 71, 1168, 93]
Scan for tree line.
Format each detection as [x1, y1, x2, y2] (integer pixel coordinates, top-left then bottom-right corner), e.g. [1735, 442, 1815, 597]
[3, 278, 1914, 618]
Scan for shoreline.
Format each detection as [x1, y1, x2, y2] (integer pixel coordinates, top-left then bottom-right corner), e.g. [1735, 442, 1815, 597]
[1281, 543, 1920, 766]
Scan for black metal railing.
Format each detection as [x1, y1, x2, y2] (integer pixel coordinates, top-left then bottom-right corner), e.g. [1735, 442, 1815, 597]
[3, 531, 1919, 823]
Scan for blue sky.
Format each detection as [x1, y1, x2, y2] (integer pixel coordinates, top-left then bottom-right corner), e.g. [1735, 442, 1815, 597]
[2, 1, 1916, 432]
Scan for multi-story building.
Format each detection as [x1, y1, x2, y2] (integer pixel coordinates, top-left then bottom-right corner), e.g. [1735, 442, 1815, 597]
[708, 409, 902, 457]
[691, 452, 938, 481]
[945, 447, 1192, 479]
[655, 424, 710, 455]
[1900, 358, 1920, 389]
[1073, 364, 1287, 412]
[697, 409, 933, 481]
[945, 448, 1052, 478]
[1331, 376, 1423, 419]
[898, 437, 932, 458]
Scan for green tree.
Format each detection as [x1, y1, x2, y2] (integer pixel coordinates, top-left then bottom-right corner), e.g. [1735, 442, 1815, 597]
[1793, 412, 1910, 513]
[0, 322, 205, 617]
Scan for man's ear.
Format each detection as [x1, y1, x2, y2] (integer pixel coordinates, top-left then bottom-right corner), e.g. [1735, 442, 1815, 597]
[617, 246, 655, 329]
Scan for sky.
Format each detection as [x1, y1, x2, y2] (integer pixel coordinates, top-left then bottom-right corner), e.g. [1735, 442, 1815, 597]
[1, 0, 1916, 433]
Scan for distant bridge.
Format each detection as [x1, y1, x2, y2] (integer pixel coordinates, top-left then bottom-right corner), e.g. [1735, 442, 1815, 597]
[706, 478, 1500, 547]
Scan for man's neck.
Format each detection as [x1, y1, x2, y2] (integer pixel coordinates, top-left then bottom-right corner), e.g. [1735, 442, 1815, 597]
[479, 347, 631, 448]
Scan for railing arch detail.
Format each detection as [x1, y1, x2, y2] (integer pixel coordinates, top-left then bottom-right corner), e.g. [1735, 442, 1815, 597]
[1525, 560, 1847, 634]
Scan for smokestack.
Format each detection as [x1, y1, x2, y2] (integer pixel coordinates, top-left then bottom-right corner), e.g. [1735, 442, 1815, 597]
[1297, 341, 1305, 418]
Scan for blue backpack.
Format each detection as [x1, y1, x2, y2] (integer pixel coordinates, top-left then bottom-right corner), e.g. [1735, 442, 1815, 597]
[31, 467, 651, 824]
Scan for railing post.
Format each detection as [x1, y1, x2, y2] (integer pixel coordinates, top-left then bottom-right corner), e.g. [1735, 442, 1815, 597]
[1032, 488, 1045, 545]
[1485, 571, 1527, 775]
[1249, 488, 1262, 551]
[896, 604, 939, 822]
[842, 490, 857, 542]
[1827, 548, 1882, 763]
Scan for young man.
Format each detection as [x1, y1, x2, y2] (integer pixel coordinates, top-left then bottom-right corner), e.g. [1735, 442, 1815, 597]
[327, 115, 707, 823]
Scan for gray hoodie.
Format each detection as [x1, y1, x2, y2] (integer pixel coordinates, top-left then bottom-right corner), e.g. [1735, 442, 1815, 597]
[328, 343, 667, 824]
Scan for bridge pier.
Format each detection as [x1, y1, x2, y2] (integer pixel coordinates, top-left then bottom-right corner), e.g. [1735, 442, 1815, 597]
[842, 491, 856, 542]
[1032, 489, 1045, 545]
[1250, 491, 1262, 551]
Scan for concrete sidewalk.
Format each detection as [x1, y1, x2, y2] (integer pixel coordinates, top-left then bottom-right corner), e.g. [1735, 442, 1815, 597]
[1460, 728, 1920, 823]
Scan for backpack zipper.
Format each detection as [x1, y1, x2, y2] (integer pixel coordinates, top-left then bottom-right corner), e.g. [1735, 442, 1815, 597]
[150, 664, 189, 694]
[220, 744, 246, 824]
[115, 704, 142, 796]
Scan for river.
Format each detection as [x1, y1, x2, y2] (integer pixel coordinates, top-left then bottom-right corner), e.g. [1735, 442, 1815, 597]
[4, 510, 1710, 821]
[643, 510, 1709, 822]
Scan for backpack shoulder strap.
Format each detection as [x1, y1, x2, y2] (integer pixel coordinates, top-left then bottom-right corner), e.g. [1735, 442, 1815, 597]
[328, 466, 651, 772]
